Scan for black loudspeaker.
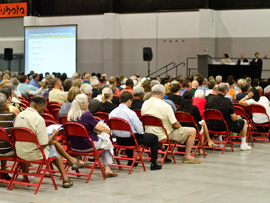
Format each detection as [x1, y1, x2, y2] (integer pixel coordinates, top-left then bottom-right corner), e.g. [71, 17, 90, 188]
[143, 47, 153, 61]
[4, 48, 13, 61]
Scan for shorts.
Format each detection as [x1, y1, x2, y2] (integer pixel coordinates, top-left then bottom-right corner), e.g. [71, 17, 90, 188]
[47, 145, 58, 159]
[229, 119, 245, 133]
[169, 126, 190, 144]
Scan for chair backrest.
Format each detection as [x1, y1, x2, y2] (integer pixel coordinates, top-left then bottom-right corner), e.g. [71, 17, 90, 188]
[51, 109, 60, 120]
[107, 118, 139, 146]
[41, 113, 56, 121]
[204, 109, 229, 132]
[48, 104, 61, 113]
[20, 95, 27, 101]
[47, 101, 61, 107]
[63, 122, 97, 152]
[94, 116, 102, 121]
[249, 104, 270, 122]
[174, 104, 179, 108]
[94, 112, 109, 123]
[59, 115, 68, 125]
[132, 109, 141, 119]
[45, 119, 59, 127]
[140, 114, 169, 140]
[19, 102, 28, 110]
[234, 106, 249, 120]
[20, 99, 30, 107]
[175, 111, 200, 133]
[11, 127, 46, 160]
[0, 127, 14, 147]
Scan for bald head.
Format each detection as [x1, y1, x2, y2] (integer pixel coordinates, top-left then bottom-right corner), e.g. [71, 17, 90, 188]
[191, 80, 199, 89]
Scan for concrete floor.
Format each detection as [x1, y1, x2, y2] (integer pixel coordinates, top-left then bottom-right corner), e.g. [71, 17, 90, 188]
[0, 141, 270, 203]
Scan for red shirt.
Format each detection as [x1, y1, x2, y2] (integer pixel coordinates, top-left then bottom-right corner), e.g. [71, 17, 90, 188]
[193, 97, 206, 120]
[119, 87, 134, 97]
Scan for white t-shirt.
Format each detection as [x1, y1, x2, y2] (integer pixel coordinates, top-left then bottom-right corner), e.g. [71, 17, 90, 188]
[246, 96, 270, 124]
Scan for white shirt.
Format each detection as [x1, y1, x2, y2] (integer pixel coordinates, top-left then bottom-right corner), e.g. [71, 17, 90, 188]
[246, 96, 270, 124]
[264, 85, 270, 95]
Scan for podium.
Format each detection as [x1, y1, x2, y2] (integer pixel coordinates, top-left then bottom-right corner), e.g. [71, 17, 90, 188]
[197, 54, 212, 77]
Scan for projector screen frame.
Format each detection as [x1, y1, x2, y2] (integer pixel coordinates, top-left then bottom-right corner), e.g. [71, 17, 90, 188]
[24, 24, 78, 76]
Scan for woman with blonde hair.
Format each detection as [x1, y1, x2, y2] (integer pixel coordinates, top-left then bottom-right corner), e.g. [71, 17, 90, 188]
[58, 86, 81, 117]
[97, 87, 117, 113]
[68, 93, 117, 177]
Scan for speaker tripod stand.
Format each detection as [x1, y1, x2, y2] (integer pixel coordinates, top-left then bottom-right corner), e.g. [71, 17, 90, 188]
[7, 60, 11, 72]
[147, 61, 150, 77]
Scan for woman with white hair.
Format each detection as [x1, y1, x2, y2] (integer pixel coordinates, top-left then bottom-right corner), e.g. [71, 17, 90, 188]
[193, 89, 206, 119]
[68, 93, 117, 177]
[96, 87, 117, 113]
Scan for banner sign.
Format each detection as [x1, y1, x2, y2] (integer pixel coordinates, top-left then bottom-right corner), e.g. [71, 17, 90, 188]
[0, 2, 27, 18]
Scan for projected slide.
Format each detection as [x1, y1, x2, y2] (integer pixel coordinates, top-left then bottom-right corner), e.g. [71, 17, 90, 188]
[25, 25, 77, 77]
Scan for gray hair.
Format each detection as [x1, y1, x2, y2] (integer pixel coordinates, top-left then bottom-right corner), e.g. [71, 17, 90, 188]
[68, 94, 88, 122]
[218, 83, 227, 93]
[10, 78, 19, 86]
[0, 93, 7, 110]
[80, 84, 92, 96]
[133, 86, 144, 96]
[215, 75, 222, 83]
[90, 79, 99, 87]
[101, 87, 113, 103]
[151, 84, 165, 95]
[150, 80, 160, 88]
[194, 89, 205, 98]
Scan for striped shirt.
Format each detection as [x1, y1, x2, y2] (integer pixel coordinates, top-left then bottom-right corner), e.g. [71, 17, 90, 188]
[0, 110, 16, 154]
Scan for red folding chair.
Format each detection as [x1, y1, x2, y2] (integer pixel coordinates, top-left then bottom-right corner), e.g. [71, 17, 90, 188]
[41, 113, 56, 121]
[51, 109, 60, 120]
[59, 115, 68, 125]
[249, 104, 270, 144]
[204, 109, 234, 154]
[94, 112, 109, 123]
[19, 102, 27, 110]
[10, 127, 58, 194]
[63, 122, 106, 182]
[28, 95, 33, 103]
[19, 94, 27, 101]
[140, 115, 176, 166]
[44, 108, 50, 114]
[107, 118, 146, 174]
[132, 109, 142, 120]
[0, 127, 17, 185]
[47, 101, 61, 108]
[234, 106, 253, 146]
[48, 104, 61, 114]
[174, 103, 179, 109]
[94, 116, 102, 121]
[175, 111, 206, 158]
[19, 99, 30, 107]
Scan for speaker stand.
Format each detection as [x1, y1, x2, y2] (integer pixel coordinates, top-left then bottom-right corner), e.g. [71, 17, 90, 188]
[7, 60, 11, 72]
[147, 61, 150, 77]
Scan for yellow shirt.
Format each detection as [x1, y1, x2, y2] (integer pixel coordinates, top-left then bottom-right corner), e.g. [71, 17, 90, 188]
[49, 88, 67, 104]
[141, 97, 177, 141]
[13, 107, 50, 160]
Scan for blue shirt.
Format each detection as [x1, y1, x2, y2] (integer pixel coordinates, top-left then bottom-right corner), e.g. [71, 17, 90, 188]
[17, 83, 38, 99]
[109, 104, 144, 137]
[163, 99, 176, 112]
[29, 79, 40, 88]
[198, 85, 208, 92]
[180, 88, 186, 96]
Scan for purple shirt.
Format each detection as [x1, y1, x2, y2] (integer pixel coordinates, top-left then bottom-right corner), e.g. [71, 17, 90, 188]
[70, 111, 98, 150]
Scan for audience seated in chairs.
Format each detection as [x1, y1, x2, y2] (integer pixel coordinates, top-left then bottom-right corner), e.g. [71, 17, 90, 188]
[141, 84, 200, 164]
[239, 87, 270, 133]
[14, 96, 90, 188]
[205, 83, 252, 151]
[58, 86, 81, 117]
[109, 91, 161, 170]
[177, 91, 218, 154]
[67, 94, 117, 178]
[96, 87, 117, 113]
[130, 86, 144, 110]
[0, 92, 16, 180]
